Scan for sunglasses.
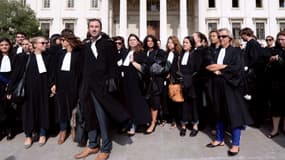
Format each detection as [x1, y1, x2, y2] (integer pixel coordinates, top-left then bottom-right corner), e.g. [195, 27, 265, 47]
[266, 39, 273, 42]
[115, 42, 122, 45]
[218, 35, 229, 39]
[38, 42, 48, 45]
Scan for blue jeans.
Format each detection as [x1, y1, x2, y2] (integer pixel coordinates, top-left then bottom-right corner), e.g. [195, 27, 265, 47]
[59, 121, 68, 131]
[25, 128, 46, 137]
[216, 122, 241, 146]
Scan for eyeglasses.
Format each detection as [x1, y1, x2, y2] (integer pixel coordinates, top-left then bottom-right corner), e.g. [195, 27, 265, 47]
[266, 39, 273, 42]
[218, 35, 229, 39]
[37, 42, 48, 45]
[115, 42, 122, 45]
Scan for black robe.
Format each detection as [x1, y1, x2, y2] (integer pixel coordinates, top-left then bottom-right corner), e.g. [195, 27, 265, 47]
[54, 49, 82, 122]
[118, 51, 151, 125]
[208, 46, 253, 129]
[81, 33, 130, 131]
[0, 54, 13, 123]
[7, 53, 50, 133]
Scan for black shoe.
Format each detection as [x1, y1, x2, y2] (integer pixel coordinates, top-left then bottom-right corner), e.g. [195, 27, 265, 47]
[228, 149, 239, 156]
[267, 132, 279, 138]
[206, 141, 225, 148]
[189, 129, 199, 137]
[6, 129, 14, 141]
[145, 124, 157, 135]
[180, 128, 186, 137]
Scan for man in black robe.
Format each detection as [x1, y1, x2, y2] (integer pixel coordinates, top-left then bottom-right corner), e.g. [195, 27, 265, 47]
[74, 19, 129, 160]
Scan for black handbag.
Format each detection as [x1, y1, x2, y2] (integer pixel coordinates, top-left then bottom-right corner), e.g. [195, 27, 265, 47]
[13, 55, 30, 104]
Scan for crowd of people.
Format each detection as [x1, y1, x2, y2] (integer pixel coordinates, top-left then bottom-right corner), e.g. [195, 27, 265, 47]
[1, 18, 285, 159]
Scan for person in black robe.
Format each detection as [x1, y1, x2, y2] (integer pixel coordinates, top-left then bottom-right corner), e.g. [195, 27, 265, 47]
[266, 31, 285, 138]
[0, 38, 14, 140]
[240, 27, 266, 127]
[117, 34, 151, 136]
[206, 28, 252, 156]
[50, 33, 84, 144]
[11, 32, 26, 58]
[74, 19, 130, 160]
[7, 36, 50, 148]
[143, 35, 168, 134]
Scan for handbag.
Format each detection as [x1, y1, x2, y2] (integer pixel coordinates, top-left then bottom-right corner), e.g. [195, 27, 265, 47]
[168, 54, 184, 102]
[13, 55, 30, 104]
[168, 83, 184, 102]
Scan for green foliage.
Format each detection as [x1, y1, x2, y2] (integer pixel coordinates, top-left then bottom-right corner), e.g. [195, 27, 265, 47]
[0, 0, 44, 41]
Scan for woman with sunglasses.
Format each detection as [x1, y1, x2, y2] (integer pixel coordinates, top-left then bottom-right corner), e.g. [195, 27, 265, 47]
[7, 36, 50, 148]
[0, 38, 15, 141]
[50, 34, 84, 144]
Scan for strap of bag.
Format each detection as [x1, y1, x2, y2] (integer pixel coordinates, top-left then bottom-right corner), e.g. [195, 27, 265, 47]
[22, 55, 31, 80]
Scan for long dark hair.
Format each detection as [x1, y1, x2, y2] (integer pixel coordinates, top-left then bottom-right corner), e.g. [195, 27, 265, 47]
[143, 35, 159, 51]
[127, 34, 143, 53]
[62, 34, 84, 50]
[0, 38, 13, 55]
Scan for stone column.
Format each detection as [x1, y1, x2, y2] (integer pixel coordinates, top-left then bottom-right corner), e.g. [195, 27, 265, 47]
[160, 0, 167, 50]
[179, 0, 188, 40]
[139, 0, 147, 40]
[119, 0, 127, 38]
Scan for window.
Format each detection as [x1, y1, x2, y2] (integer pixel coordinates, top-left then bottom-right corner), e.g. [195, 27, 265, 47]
[65, 23, 75, 32]
[280, 23, 285, 31]
[91, 0, 98, 8]
[20, 0, 26, 5]
[67, 0, 74, 8]
[232, 23, 241, 39]
[280, 0, 285, 8]
[256, 22, 265, 39]
[208, 0, 216, 8]
[40, 22, 50, 37]
[43, 0, 50, 8]
[208, 23, 217, 32]
[232, 0, 239, 8]
[256, 0, 263, 8]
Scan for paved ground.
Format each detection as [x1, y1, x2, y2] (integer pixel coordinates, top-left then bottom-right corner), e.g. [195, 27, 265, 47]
[0, 124, 285, 160]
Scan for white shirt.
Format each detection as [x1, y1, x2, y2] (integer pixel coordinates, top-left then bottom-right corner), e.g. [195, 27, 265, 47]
[16, 46, 23, 54]
[61, 52, 71, 71]
[35, 54, 47, 74]
[0, 55, 11, 72]
[217, 48, 226, 64]
[181, 51, 190, 65]
[167, 51, 174, 64]
[91, 36, 102, 59]
[123, 50, 134, 66]
[147, 51, 150, 57]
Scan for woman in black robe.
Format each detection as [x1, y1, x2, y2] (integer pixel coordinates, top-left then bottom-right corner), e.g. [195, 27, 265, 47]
[50, 34, 84, 144]
[0, 38, 14, 140]
[117, 34, 151, 136]
[206, 28, 252, 156]
[7, 36, 50, 148]
[143, 35, 168, 134]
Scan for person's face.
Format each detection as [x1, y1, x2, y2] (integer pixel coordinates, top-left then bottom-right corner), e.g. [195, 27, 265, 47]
[210, 32, 219, 44]
[147, 37, 154, 49]
[0, 41, 10, 54]
[241, 34, 248, 41]
[157, 40, 161, 48]
[88, 21, 101, 39]
[278, 35, 285, 48]
[34, 38, 47, 52]
[265, 37, 274, 46]
[15, 34, 25, 45]
[218, 30, 231, 48]
[167, 39, 175, 51]
[192, 33, 201, 44]
[128, 36, 139, 49]
[183, 38, 192, 51]
[55, 38, 61, 45]
[22, 40, 30, 52]
[115, 40, 123, 50]
[61, 38, 70, 49]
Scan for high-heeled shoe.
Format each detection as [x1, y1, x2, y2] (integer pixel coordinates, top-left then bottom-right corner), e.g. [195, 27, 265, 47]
[206, 141, 225, 148]
[39, 136, 46, 147]
[145, 123, 157, 135]
[189, 129, 199, 137]
[24, 138, 33, 149]
[228, 148, 240, 156]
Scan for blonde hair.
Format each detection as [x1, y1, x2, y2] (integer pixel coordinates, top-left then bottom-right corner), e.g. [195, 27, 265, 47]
[30, 36, 46, 49]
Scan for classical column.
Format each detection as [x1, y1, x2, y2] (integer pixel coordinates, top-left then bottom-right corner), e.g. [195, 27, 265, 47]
[179, 0, 188, 40]
[160, 0, 167, 50]
[119, 0, 127, 38]
[139, 0, 147, 40]
[101, 0, 109, 33]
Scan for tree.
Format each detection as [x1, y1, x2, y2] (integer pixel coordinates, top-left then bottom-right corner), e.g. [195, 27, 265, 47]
[0, 0, 44, 41]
